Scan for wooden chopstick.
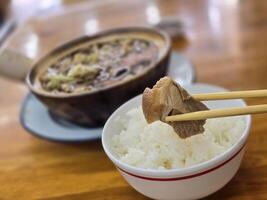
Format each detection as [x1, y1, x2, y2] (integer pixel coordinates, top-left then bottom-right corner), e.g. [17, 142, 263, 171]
[165, 104, 267, 122]
[192, 89, 267, 101]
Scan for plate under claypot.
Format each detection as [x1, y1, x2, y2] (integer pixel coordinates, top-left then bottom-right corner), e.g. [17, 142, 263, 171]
[20, 52, 194, 142]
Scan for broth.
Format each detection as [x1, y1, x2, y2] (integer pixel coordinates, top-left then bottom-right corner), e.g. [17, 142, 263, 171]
[39, 38, 159, 94]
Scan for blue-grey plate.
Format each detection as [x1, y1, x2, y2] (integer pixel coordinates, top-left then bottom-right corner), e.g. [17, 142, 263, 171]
[20, 93, 103, 142]
[20, 52, 195, 142]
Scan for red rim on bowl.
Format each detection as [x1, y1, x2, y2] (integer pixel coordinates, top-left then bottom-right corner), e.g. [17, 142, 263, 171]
[116, 142, 246, 181]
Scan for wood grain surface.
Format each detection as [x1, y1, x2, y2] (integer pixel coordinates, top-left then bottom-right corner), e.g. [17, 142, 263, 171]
[0, 0, 267, 199]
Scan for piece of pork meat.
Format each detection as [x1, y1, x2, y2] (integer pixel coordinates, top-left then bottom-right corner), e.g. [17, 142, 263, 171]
[142, 76, 209, 138]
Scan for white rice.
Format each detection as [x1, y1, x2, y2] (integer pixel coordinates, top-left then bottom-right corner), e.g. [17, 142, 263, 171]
[111, 107, 246, 170]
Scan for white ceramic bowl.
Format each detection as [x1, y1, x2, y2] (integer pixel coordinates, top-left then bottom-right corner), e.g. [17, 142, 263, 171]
[102, 83, 251, 200]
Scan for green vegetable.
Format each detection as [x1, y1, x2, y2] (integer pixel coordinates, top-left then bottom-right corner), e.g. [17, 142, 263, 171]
[121, 39, 132, 56]
[72, 52, 99, 64]
[73, 53, 87, 64]
[45, 74, 74, 90]
[85, 53, 98, 63]
[67, 64, 100, 79]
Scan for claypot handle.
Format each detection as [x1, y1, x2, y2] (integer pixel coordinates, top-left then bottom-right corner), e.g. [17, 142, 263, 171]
[0, 48, 34, 82]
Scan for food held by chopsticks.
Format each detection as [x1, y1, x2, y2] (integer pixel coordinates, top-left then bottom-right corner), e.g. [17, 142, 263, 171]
[142, 76, 267, 138]
[142, 76, 209, 138]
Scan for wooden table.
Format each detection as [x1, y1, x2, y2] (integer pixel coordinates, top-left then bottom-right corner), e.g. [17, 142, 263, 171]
[0, 0, 267, 199]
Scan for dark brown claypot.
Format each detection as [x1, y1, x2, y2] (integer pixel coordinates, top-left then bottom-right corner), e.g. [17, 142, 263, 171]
[26, 27, 171, 127]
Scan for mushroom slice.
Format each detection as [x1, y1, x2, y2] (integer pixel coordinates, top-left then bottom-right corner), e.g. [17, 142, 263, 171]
[142, 77, 209, 138]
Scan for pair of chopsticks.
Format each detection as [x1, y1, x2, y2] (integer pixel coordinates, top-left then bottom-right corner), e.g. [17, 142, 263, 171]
[165, 89, 267, 122]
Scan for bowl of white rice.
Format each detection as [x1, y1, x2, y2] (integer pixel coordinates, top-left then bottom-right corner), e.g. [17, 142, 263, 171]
[102, 83, 251, 200]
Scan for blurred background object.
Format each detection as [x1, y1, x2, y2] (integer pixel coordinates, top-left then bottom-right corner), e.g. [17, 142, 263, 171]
[0, 0, 190, 82]
[0, 0, 14, 45]
[0, 0, 10, 22]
